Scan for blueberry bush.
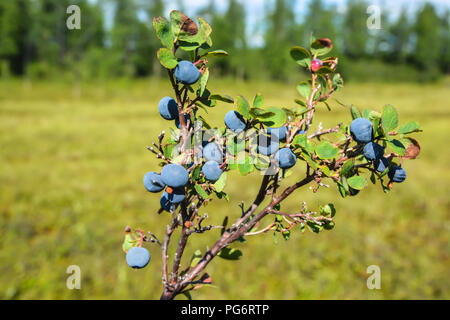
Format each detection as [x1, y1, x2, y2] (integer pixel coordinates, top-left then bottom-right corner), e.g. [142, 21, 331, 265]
[122, 11, 423, 300]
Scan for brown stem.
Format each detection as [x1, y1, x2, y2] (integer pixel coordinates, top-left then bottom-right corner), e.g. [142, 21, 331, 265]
[165, 174, 315, 300]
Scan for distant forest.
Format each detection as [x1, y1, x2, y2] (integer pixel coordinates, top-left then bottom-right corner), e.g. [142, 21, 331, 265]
[0, 0, 449, 82]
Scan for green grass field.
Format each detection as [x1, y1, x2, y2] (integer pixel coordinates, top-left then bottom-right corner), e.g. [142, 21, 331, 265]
[0, 77, 448, 299]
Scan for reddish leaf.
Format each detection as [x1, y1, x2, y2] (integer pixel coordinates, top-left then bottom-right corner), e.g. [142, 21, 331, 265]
[317, 38, 333, 49]
[404, 138, 421, 159]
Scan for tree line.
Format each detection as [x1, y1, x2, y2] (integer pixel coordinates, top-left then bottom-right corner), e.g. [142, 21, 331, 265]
[0, 0, 448, 82]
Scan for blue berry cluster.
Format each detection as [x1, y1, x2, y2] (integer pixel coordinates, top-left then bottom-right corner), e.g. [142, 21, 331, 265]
[350, 117, 406, 183]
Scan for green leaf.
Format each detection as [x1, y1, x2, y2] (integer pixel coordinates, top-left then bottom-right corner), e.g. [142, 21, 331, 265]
[398, 121, 422, 134]
[212, 171, 226, 192]
[153, 16, 173, 49]
[292, 134, 307, 150]
[337, 182, 347, 198]
[347, 176, 368, 190]
[199, 68, 209, 96]
[332, 73, 344, 90]
[226, 135, 246, 156]
[315, 141, 339, 159]
[340, 160, 355, 177]
[205, 49, 228, 57]
[195, 184, 209, 199]
[301, 151, 318, 169]
[368, 110, 381, 121]
[190, 250, 203, 267]
[178, 40, 200, 51]
[217, 247, 242, 260]
[171, 153, 185, 164]
[341, 176, 349, 191]
[297, 81, 311, 99]
[387, 139, 406, 156]
[157, 48, 178, 69]
[295, 99, 306, 107]
[350, 105, 362, 120]
[273, 232, 278, 245]
[210, 94, 234, 103]
[253, 93, 264, 108]
[122, 234, 138, 253]
[316, 66, 334, 75]
[236, 95, 251, 119]
[191, 165, 201, 181]
[307, 221, 322, 233]
[198, 17, 212, 38]
[238, 156, 254, 176]
[249, 108, 274, 119]
[382, 104, 399, 132]
[310, 38, 333, 56]
[261, 107, 287, 127]
[290, 46, 311, 67]
[321, 203, 336, 217]
[164, 144, 176, 159]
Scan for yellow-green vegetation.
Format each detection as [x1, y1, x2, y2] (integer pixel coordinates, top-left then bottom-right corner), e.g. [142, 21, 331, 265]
[0, 78, 448, 299]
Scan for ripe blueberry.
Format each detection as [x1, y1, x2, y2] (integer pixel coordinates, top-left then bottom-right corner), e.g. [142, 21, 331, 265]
[224, 110, 246, 133]
[363, 142, 384, 161]
[388, 166, 406, 183]
[143, 171, 165, 193]
[275, 148, 297, 169]
[174, 60, 200, 85]
[161, 187, 185, 204]
[350, 118, 373, 143]
[202, 160, 223, 182]
[161, 163, 189, 188]
[126, 247, 150, 269]
[160, 193, 176, 211]
[202, 142, 223, 163]
[158, 96, 178, 120]
[374, 157, 389, 173]
[267, 126, 287, 141]
[257, 133, 279, 156]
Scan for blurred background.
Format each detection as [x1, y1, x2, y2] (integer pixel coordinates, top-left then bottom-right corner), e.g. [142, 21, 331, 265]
[0, 0, 448, 299]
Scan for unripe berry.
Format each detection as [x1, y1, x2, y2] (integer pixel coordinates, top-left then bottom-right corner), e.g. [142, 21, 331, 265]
[311, 59, 323, 72]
